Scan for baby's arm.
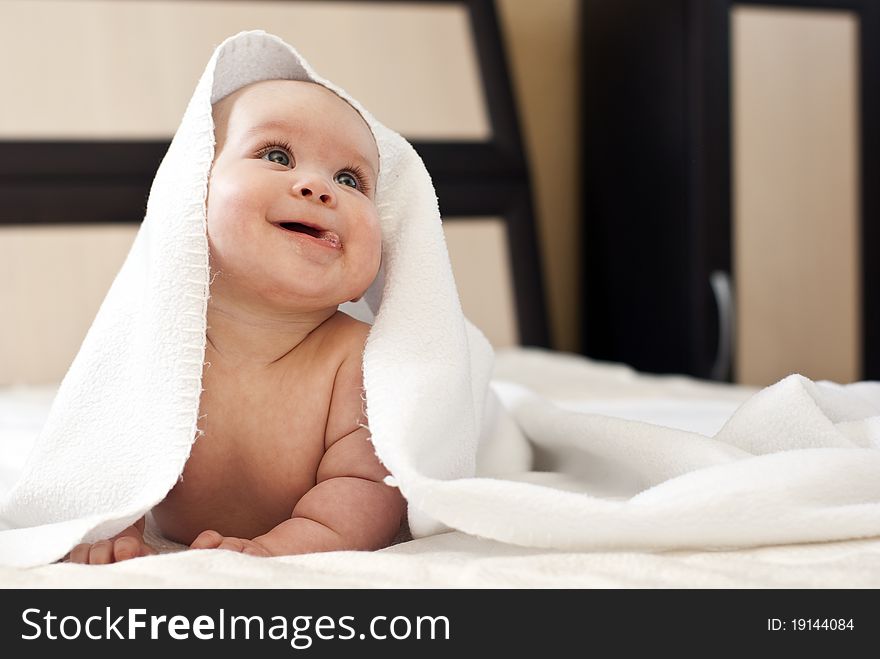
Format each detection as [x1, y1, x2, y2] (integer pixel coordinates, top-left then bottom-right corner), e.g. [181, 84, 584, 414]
[192, 427, 402, 556]
[191, 347, 405, 557]
[67, 516, 156, 563]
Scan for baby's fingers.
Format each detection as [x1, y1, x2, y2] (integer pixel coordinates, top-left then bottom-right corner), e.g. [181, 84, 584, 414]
[191, 530, 224, 550]
[112, 536, 152, 561]
[218, 538, 271, 556]
[65, 537, 155, 564]
[216, 537, 247, 552]
[88, 540, 114, 565]
[67, 543, 91, 564]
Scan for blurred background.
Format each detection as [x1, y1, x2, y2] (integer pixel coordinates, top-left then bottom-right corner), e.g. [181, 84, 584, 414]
[0, 0, 875, 388]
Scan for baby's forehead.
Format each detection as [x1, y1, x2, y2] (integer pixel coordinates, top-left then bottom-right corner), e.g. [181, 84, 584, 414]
[220, 81, 367, 132]
[229, 78, 340, 106]
[215, 79, 379, 166]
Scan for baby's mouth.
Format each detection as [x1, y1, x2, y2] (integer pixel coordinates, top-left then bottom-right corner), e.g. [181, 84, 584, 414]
[276, 221, 341, 248]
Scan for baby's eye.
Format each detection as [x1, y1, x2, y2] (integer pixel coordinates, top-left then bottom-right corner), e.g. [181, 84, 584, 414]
[334, 171, 359, 189]
[262, 149, 291, 167]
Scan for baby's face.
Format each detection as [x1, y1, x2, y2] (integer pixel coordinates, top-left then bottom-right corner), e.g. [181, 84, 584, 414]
[207, 80, 381, 309]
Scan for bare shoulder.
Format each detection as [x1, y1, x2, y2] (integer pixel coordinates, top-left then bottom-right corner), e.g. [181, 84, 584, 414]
[330, 310, 372, 346]
[312, 310, 370, 355]
[322, 311, 372, 448]
[304, 310, 370, 369]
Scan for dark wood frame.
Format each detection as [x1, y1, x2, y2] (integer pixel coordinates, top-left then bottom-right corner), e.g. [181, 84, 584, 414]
[581, 0, 878, 380]
[0, 0, 550, 347]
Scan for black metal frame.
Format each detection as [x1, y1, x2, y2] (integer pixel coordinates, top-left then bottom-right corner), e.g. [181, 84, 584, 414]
[581, 0, 878, 380]
[0, 0, 550, 347]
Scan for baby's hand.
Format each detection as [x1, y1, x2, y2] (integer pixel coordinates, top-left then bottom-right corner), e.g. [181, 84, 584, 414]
[190, 530, 273, 557]
[67, 519, 155, 564]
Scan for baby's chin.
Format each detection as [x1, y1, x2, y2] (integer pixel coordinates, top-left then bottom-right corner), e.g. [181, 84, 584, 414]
[205, 282, 322, 317]
[271, 283, 375, 312]
[253, 287, 368, 316]
[208, 262, 375, 315]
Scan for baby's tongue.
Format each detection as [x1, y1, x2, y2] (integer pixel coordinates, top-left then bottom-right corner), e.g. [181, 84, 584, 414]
[318, 230, 341, 247]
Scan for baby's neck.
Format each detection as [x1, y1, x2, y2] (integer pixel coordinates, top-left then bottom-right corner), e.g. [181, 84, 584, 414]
[205, 299, 336, 369]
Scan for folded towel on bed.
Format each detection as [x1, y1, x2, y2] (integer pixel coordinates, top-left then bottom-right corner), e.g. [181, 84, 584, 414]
[1, 31, 879, 568]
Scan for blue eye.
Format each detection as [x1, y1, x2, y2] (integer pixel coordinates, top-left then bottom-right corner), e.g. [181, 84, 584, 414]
[334, 171, 359, 189]
[263, 149, 291, 166]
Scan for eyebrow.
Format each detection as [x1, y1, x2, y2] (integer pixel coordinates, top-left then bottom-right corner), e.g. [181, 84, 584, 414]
[245, 120, 378, 181]
[245, 119, 295, 139]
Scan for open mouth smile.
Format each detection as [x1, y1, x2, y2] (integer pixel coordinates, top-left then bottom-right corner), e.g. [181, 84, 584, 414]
[274, 221, 342, 249]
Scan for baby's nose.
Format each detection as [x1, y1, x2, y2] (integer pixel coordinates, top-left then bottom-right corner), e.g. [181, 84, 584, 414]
[291, 178, 335, 207]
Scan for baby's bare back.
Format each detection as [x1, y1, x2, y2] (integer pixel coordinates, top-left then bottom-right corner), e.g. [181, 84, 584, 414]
[153, 312, 368, 545]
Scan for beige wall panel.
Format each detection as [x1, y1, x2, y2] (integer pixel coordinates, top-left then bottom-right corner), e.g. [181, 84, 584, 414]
[0, 225, 138, 385]
[443, 218, 519, 348]
[732, 7, 860, 386]
[0, 0, 489, 140]
[497, 0, 581, 352]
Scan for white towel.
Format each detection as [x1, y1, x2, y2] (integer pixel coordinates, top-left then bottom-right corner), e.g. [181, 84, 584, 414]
[1, 31, 879, 568]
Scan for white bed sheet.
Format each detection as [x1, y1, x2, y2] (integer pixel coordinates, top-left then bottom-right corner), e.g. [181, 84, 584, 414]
[2, 347, 878, 588]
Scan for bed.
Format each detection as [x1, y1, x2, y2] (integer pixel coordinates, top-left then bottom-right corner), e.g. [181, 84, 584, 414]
[2, 348, 879, 588]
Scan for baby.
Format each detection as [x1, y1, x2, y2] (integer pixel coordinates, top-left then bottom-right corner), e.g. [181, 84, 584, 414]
[68, 79, 405, 563]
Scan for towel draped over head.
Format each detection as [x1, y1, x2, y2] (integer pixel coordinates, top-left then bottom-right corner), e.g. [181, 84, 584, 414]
[2, 30, 880, 568]
[0, 30, 525, 566]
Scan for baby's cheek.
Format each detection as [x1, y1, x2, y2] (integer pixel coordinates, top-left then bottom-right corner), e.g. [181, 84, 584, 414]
[350, 233, 382, 300]
[207, 185, 259, 246]
[206, 203, 260, 277]
[366, 220, 383, 277]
